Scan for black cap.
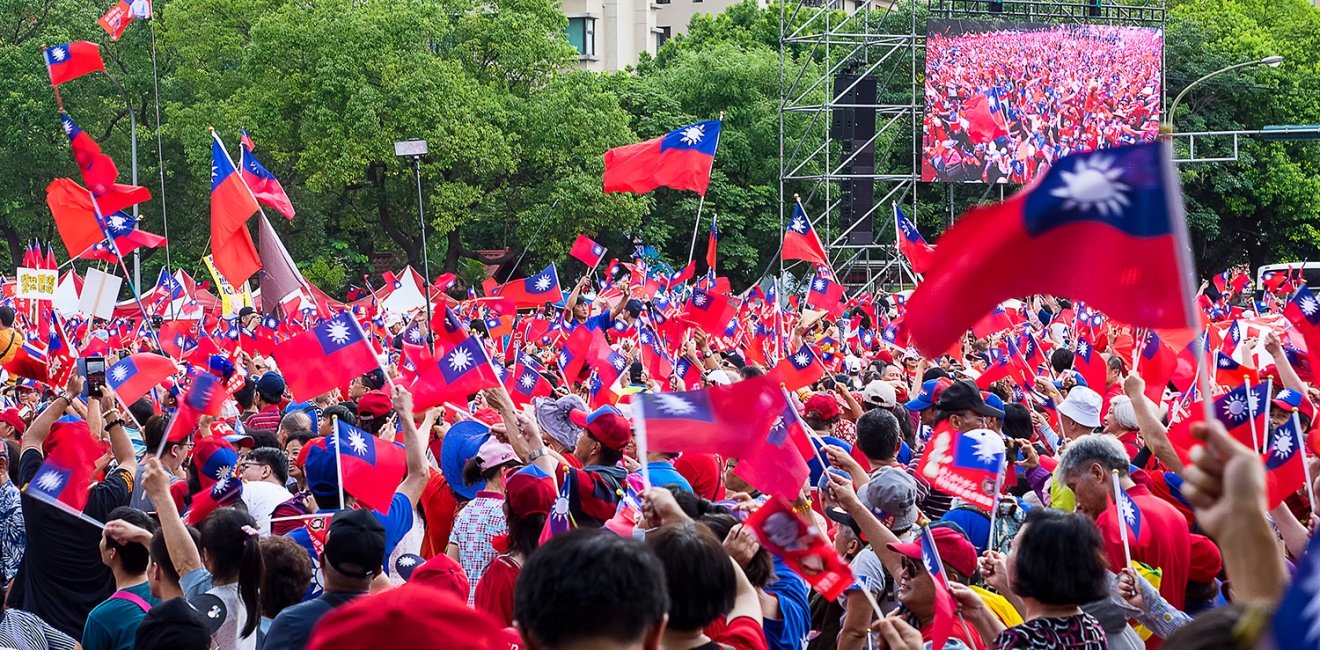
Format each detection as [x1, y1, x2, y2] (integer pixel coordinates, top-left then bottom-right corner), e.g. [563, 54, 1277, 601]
[238, 306, 257, 318]
[135, 598, 218, 650]
[935, 380, 1005, 418]
[361, 368, 387, 390]
[323, 509, 386, 578]
[825, 506, 865, 542]
[625, 299, 644, 316]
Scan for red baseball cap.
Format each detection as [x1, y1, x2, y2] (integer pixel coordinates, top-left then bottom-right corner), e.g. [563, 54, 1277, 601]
[505, 465, 557, 518]
[886, 526, 978, 580]
[0, 408, 25, 434]
[406, 553, 470, 600]
[307, 585, 515, 649]
[357, 390, 393, 419]
[570, 406, 631, 451]
[1188, 534, 1223, 583]
[803, 393, 841, 421]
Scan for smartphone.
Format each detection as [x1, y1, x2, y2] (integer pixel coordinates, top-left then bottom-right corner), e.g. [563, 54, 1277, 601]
[79, 357, 107, 399]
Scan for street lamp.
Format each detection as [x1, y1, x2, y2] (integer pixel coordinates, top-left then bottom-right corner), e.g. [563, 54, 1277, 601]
[1165, 55, 1284, 133]
[394, 138, 433, 353]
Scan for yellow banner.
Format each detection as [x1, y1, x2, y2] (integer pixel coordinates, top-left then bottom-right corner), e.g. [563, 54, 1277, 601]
[202, 255, 254, 317]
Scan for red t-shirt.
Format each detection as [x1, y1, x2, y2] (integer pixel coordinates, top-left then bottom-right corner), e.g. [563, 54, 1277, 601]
[474, 554, 522, 627]
[704, 615, 769, 650]
[922, 614, 986, 650]
[1098, 483, 1191, 609]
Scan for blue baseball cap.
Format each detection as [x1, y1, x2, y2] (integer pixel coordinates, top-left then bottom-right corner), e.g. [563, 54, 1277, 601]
[981, 392, 1005, 417]
[439, 421, 492, 500]
[906, 378, 952, 411]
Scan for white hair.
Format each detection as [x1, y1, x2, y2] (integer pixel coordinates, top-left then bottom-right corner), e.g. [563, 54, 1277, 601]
[1058, 434, 1130, 480]
[1108, 396, 1140, 431]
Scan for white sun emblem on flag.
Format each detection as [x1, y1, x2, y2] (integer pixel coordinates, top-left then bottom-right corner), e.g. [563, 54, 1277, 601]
[1300, 295, 1320, 316]
[613, 356, 626, 370]
[50, 46, 67, 61]
[652, 393, 696, 415]
[407, 328, 422, 342]
[793, 351, 811, 367]
[448, 347, 474, 372]
[1076, 340, 1089, 357]
[397, 556, 417, 567]
[35, 470, 63, 492]
[213, 473, 231, 493]
[1050, 155, 1132, 217]
[347, 430, 368, 455]
[1273, 429, 1295, 459]
[1223, 394, 1248, 421]
[693, 293, 709, 307]
[520, 374, 536, 389]
[533, 275, 553, 292]
[1218, 356, 1234, 368]
[965, 429, 1003, 465]
[110, 366, 128, 383]
[1119, 495, 1138, 527]
[813, 279, 826, 291]
[326, 320, 351, 345]
[61, 118, 74, 134]
[790, 217, 807, 233]
[107, 214, 127, 230]
[679, 124, 706, 146]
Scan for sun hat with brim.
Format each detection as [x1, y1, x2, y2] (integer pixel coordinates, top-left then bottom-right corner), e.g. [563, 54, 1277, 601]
[439, 421, 491, 500]
[534, 394, 587, 450]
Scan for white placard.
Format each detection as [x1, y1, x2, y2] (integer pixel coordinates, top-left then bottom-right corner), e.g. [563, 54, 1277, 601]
[80, 269, 123, 320]
[15, 268, 57, 300]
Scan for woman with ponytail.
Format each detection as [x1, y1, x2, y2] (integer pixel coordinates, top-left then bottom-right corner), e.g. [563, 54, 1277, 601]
[473, 464, 556, 627]
[142, 457, 266, 650]
[447, 438, 520, 605]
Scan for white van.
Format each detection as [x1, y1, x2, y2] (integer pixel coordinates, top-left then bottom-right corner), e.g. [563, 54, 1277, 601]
[1256, 262, 1320, 291]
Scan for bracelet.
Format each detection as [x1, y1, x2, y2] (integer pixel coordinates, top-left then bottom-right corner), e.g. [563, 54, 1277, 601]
[527, 448, 549, 463]
[791, 500, 813, 514]
[106, 419, 127, 430]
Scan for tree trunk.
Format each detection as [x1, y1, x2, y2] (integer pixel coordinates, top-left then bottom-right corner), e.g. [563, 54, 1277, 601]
[368, 162, 420, 268]
[0, 219, 20, 266]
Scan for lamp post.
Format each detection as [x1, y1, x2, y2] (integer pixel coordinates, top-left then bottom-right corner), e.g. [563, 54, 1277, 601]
[394, 139, 433, 353]
[1165, 55, 1283, 134]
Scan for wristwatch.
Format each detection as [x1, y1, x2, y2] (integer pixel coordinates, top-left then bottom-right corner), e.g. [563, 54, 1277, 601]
[527, 448, 549, 463]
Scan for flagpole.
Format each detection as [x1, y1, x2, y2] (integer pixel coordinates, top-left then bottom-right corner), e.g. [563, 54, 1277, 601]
[1293, 411, 1317, 518]
[634, 400, 650, 488]
[686, 113, 725, 267]
[332, 415, 346, 509]
[85, 189, 165, 354]
[146, 19, 173, 271]
[986, 462, 1005, 552]
[1111, 470, 1133, 571]
[1246, 375, 1260, 453]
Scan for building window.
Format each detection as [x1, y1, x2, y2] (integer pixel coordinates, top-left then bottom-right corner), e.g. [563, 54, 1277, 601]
[655, 0, 670, 4]
[566, 16, 596, 58]
[655, 26, 671, 50]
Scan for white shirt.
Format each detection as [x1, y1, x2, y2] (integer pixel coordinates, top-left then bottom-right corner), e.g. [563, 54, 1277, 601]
[240, 480, 294, 536]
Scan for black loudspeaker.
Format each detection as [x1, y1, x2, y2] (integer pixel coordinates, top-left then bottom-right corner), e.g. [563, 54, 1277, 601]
[1088, 0, 1101, 17]
[831, 73, 877, 245]
[989, 0, 1003, 12]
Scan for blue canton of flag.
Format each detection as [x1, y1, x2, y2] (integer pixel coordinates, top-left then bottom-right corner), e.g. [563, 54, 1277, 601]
[638, 389, 716, 424]
[1115, 482, 1143, 540]
[1273, 520, 1320, 649]
[659, 120, 721, 155]
[951, 428, 1006, 474]
[313, 314, 366, 354]
[333, 419, 378, 464]
[439, 337, 490, 383]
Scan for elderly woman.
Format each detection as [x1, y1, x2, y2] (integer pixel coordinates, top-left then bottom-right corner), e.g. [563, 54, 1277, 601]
[953, 509, 1109, 650]
[1102, 395, 1143, 461]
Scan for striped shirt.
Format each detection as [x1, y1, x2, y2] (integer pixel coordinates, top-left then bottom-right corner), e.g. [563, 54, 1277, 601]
[451, 492, 507, 605]
[0, 609, 76, 650]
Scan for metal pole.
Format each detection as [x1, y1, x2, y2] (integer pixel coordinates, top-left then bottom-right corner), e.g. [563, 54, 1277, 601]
[1166, 56, 1282, 133]
[413, 156, 433, 354]
[131, 109, 141, 291]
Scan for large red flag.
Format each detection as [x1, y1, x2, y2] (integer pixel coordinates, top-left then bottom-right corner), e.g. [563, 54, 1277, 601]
[238, 130, 296, 220]
[569, 235, 606, 268]
[769, 344, 826, 391]
[783, 202, 830, 267]
[1284, 286, 1320, 378]
[1136, 331, 1177, 403]
[272, 313, 379, 401]
[733, 394, 811, 501]
[330, 420, 407, 513]
[209, 133, 260, 287]
[604, 120, 720, 196]
[634, 375, 787, 457]
[904, 143, 1193, 356]
[1264, 417, 1306, 508]
[410, 337, 501, 412]
[43, 42, 105, 86]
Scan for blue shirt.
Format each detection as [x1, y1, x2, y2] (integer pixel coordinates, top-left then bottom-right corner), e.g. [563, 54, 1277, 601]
[262, 591, 363, 650]
[939, 507, 991, 555]
[82, 581, 158, 650]
[763, 556, 811, 650]
[285, 493, 414, 598]
[638, 462, 693, 493]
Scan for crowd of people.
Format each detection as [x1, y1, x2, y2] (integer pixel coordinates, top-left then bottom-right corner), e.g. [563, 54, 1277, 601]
[922, 22, 1163, 183]
[0, 261, 1312, 650]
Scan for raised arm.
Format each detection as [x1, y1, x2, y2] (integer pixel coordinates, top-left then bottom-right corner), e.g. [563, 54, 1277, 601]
[391, 385, 429, 505]
[143, 456, 203, 576]
[1122, 373, 1184, 475]
[99, 394, 137, 475]
[22, 374, 84, 458]
[1265, 330, 1307, 393]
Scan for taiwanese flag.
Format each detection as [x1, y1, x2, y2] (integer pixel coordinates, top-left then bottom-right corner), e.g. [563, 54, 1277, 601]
[603, 120, 721, 196]
[895, 204, 935, 274]
[782, 202, 830, 267]
[97, 1, 134, 41]
[1114, 480, 1145, 543]
[747, 497, 854, 601]
[60, 113, 118, 196]
[164, 372, 226, 444]
[905, 143, 1194, 356]
[666, 260, 696, 288]
[1273, 528, 1320, 649]
[239, 130, 295, 220]
[913, 423, 1005, 510]
[209, 133, 261, 287]
[273, 313, 379, 401]
[497, 264, 562, 308]
[962, 91, 1008, 143]
[916, 525, 957, 650]
[1072, 332, 1106, 392]
[1284, 286, 1320, 379]
[1136, 331, 1177, 403]
[705, 216, 719, 273]
[805, 274, 845, 315]
[1214, 352, 1258, 387]
[557, 325, 603, 384]
[569, 234, 606, 268]
[1262, 270, 1290, 293]
[734, 392, 812, 501]
[107, 353, 177, 404]
[635, 374, 787, 457]
[158, 320, 198, 360]
[683, 289, 735, 333]
[26, 424, 104, 514]
[1213, 381, 1271, 450]
[411, 336, 501, 411]
[82, 210, 166, 263]
[431, 304, 470, 348]
[971, 305, 1015, 340]
[975, 346, 1015, 390]
[672, 357, 703, 391]
[505, 356, 552, 406]
[770, 344, 826, 391]
[1264, 417, 1306, 508]
[331, 419, 407, 513]
[45, 315, 78, 389]
[43, 42, 105, 86]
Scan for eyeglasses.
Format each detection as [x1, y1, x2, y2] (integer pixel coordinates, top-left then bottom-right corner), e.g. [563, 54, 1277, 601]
[901, 558, 922, 577]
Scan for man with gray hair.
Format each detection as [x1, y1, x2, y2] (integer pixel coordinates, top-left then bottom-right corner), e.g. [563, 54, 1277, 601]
[278, 410, 313, 446]
[1058, 433, 1192, 611]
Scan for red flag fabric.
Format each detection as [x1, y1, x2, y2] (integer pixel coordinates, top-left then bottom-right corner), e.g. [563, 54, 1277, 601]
[634, 375, 787, 457]
[209, 134, 260, 287]
[904, 143, 1192, 356]
[272, 313, 379, 401]
[59, 113, 120, 196]
[164, 372, 226, 443]
[1264, 417, 1306, 508]
[895, 205, 936, 274]
[410, 337, 501, 412]
[746, 497, 854, 600]
[46, 179, 107, 258]
[1072, 331, 1106, 394]
[603, 120, 720, 196]
[1137, 331, 1177, 403]
[239, 133, 296, 220]
[505, 357, 553, 406]
[495, 264, 562, 308]
[98, 1, 134, 41]
[783, 203, 830, 267]
[913, 423, 1006, 511]
[805, 275, 845, 315]
[962, 92, 1008, 143]
[27, 421, 104, 514]
[769, 344, 826, 391]
[705, 216, 719, 273]
[681, 289, 735, 333]
[971, 306, 1014, 340]
[43, 42, 105, 86]
[330, 420, 407, 513]
[106, 353, 177, 404]
[1284, 286, 1320, 379]
[569, 235, 606, 268]
[733, 395, 811, 501]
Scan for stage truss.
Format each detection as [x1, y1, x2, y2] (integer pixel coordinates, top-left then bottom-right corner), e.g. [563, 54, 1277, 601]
[778, 0, 1167, 296]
